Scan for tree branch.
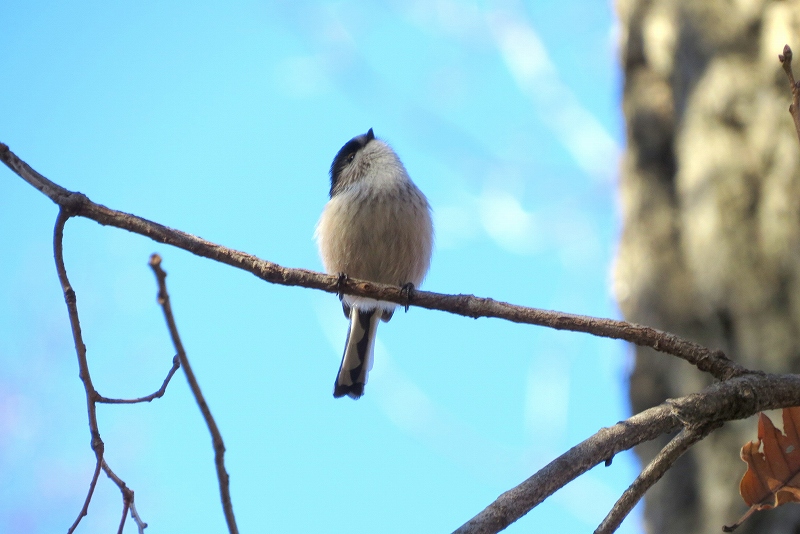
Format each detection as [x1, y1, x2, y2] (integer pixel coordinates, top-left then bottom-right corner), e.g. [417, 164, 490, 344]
[55, 210, 108, 533]
[102, 459, 147, 533]
[96, 355, 181, 404]
[149, 253, 239, 534]
[0, 142, 746, 381]
[453, 403, 679, 534]
[115, 497, 130, 534]
[55, 210, 147, 532]
[453, 372, 800, 534]
[779, 44, 800, 146]
[594, 422, 721, 534]
[129, 500, 147, 534]
[66, 458, 103, 534]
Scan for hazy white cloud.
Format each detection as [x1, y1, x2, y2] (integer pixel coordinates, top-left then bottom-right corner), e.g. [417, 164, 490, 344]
[272, 4, 362, 99]
[434, 184, 544, 255]
[524, 356, 570, 442]
[370, 343, 528, 483]
[432, 199, 481, 250]
[399, 0, 485, 41]
[433, 186, 542, 255]
[0, 391, 36, 448]
[487, 11, 619, 182]
[479, 187, 541, 255]
[396, 2, 619, 180]
[314, 298, 525, 482]
[556, 471, 632, 527]
[274, 56, 332, 99]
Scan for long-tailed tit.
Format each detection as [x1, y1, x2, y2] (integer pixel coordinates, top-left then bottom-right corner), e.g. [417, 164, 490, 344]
[316, 128, 434, 399]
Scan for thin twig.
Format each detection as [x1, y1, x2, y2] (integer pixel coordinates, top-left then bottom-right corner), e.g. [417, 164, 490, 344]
[56, 210, 148, 533]
[0, 143, 745, 381]
[594, 422, 722, 534]
[102, 459, 147, 532]
[453, 372, 800, 534]
[723, 505, 759, 532]
[148, 253, 239, 534]
[66, 458, 103, 534]
[116, 499, 130, 534]
[779, 44, 800, 146]
[130, 501, 147, 534]
[55, 210, 108, 533]
[97, 355, 181, 404]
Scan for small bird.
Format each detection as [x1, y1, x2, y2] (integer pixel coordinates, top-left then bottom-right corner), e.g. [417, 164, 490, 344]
[316, 128, 434, 399]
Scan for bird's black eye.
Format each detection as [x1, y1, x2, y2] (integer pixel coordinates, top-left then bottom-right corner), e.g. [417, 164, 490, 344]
[346, 153, 356, 164]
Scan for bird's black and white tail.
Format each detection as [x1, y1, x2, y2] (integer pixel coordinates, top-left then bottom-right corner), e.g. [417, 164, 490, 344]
[333, 306, 381, 399]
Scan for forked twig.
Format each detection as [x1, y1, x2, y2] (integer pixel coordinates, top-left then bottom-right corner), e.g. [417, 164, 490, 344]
[56, 209, 177, 532]
[453, 372, 800, 534]
[595, 422, 722, 534]
[54, 210, 109, 533]
[102, 459, 147, 533]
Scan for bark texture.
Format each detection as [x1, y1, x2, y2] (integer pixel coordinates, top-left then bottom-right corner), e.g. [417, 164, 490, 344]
[615, 1, 800, 532]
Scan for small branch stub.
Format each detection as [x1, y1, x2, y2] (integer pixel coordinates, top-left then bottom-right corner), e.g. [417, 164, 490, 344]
[779, 44, 800, 146]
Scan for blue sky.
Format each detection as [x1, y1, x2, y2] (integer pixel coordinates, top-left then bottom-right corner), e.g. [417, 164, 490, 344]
[0, 1, 640, 532]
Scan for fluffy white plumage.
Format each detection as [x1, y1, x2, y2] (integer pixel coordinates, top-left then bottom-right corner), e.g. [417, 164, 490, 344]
[315, 129, 433, 399]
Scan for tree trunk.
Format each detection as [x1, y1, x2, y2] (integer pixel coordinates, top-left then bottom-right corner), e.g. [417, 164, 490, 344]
[615, 1, 800, 532]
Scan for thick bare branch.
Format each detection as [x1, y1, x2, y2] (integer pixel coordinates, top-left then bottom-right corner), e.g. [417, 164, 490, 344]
[453, 372, 800, 534]
[149, 253, 239, 534]
[0, 142, 745, 381]
[453, 404, 678, 534]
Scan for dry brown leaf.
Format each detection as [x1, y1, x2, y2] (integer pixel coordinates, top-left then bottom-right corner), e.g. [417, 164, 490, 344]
[724, 406, 800, 531]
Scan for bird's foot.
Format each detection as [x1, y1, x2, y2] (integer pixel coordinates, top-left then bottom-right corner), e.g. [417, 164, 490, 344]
[400, 282, 415, 313]
[336, 272, 348, 301]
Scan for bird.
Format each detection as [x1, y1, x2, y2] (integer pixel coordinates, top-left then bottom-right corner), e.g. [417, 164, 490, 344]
[315, 128, 434, 399]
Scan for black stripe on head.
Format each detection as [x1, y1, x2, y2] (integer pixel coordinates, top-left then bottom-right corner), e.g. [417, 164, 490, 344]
[329, 128, 375, 197]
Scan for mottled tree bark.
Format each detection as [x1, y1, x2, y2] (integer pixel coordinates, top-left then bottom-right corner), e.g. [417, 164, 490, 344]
[615, 1, 800, 532]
